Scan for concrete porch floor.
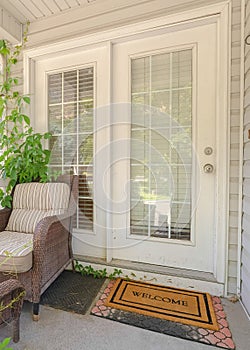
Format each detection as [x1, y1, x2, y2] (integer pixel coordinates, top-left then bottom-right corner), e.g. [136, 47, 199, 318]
[1, 296, 249, 350]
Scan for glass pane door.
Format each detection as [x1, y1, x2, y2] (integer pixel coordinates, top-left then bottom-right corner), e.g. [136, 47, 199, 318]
[130, 49, 192, 240]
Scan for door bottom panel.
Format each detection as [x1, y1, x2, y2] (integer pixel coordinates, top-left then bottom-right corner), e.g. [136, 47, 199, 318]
[73, 254, 225, 296]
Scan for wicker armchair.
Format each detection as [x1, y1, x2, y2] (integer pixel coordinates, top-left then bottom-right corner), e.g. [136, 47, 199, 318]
[0, 175, 78, 320]
[0, 279, 25, 342]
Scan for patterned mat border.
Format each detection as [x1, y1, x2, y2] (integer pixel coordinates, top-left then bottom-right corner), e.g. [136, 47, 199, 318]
[91, 280, 236, 350]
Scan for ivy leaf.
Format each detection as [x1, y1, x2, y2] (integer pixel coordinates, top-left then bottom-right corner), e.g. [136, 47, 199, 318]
[22, 115, 31, 125]
[0, 337, 11, 348]
[23, 96, 30, 104]
[0, 47, 10, 56]
[0, 40, 6, 49]
[1, 195, 12, 208]
[13, 91, 19, 98]
[44, 132, 52, 139]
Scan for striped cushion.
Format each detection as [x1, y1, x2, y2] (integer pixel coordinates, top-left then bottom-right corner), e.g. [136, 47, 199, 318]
[12, 182, 70, 210]
[6, 182, 70, 234]
[0, 231, 33, 273]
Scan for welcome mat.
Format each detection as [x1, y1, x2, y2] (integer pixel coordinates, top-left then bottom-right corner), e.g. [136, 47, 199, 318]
[91, 279, 236, 349]
[40, 271, 106, 315]
[105, 278, 219, 330]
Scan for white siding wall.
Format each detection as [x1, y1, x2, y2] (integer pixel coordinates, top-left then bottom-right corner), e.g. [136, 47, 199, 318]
[15, 0, 241, 295]
[242, 0, 250, 316]
[229, 0, 242, 295]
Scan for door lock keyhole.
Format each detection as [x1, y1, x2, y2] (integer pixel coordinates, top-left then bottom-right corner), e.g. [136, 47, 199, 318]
[203, 164, 214, 173]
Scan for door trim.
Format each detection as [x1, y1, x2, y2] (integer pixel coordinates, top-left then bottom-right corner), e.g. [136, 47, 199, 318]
[23, 1, 230, 291]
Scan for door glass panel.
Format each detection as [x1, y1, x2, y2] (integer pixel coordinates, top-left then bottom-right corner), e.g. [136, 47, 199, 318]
[131, 49, 192, 240]
[48, 67, 94, 231]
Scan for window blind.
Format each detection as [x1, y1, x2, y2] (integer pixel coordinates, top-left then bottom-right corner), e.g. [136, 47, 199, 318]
[131, 50, 192, 240]
[48, 67, 94, 231]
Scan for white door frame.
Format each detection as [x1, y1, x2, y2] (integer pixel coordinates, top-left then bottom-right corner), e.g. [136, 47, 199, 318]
[23, 1, 231, 291]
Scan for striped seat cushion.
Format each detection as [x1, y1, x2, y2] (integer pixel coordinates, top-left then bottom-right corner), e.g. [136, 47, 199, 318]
[0, 231, 33, 273]
[6, 182, 70, 234]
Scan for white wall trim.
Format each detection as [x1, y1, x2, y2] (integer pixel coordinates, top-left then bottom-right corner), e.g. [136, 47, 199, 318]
[23, 0, 231, 291]
[106, 41, 113, 263]
[0, 6, 22, 43]
[212, 1, 231, 288]
[23, 1, 230, 59]
[26, 0, 231, 47]
[237, 0, 246, 297]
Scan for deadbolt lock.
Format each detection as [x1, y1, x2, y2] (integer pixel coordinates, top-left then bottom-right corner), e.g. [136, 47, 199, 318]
[203, 164, 214, 173]
[204, 147, 213, 155]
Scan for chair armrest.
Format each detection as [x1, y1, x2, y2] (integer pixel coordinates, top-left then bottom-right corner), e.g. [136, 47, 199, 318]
[32, 212, 73, 264]
[33, 211, 73, 240]
[0, 208, 12, 232]
[0, 279, 25, 300]
[0, 279, 25, 326]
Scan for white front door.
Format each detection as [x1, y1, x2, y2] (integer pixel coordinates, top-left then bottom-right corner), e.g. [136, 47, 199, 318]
[111, 22, 218, 273]
[30, 7, 229, 282]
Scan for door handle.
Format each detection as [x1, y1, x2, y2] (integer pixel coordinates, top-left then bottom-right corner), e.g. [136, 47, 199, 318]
[203, 164, 214, 173]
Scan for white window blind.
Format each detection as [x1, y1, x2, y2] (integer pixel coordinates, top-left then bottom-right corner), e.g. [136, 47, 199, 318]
[48, 67, 94, 231]
[131, 50, 192, 240]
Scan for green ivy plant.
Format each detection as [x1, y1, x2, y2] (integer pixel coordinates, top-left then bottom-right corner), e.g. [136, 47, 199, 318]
[0, 29, 51, 208]
[74, 260, 123, 279]
[0, 338, 12, 350]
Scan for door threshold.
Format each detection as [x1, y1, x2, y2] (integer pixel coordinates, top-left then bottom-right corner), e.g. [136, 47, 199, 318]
[73, 255, 225, 296]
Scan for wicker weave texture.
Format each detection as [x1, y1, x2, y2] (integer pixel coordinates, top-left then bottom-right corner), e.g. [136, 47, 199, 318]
[0, 175, 78, 310]
[0, 279, 25, 342]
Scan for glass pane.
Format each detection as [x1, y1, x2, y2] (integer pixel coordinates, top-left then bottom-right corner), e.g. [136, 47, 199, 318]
[48, 105, 62, 134]
[171, 203, 191, 239]
[151, 91, 170, 114]
[172, 165, 191, 202]
[79, 67, 94, 100]
[131, 57, 150, 93]
[63, 103, 77, 133]
[47, 66, 95, 232]
[172, 50, 192, 89]
[78, 166, 93, 230]
[78, 134, 93, 165]
[130, 200, 150, 236]
[48, 73, 62, 104]
[64, 70, 77, 102]
[49, 136, 62, 165]
[131, 49, 192, 240]
[172, 89, 192, 125]
[79, 102, 93, 132]
[151, 53, 170, 91]
[63, 135, 77, 165]
[131, 129, 149, 162]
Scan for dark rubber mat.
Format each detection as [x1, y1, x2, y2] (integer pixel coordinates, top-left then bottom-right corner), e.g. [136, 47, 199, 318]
[40, 270, 106, 315]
